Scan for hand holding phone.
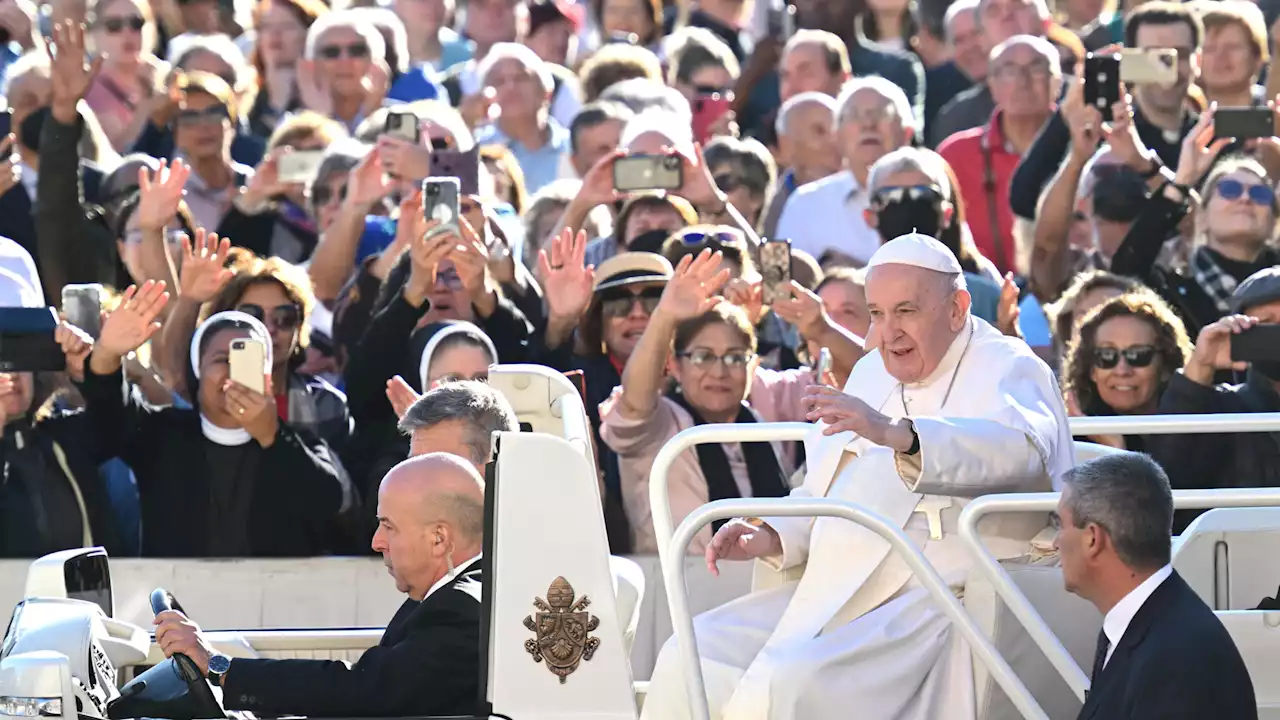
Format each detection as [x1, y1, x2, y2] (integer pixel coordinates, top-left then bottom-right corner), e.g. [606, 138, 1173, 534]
[613, 154, 683, 192]
[228, 337, 268, 394]
[1231, 324, 1280, 364]
[62, 283, 104, 339]
[760, 239, 792, 305]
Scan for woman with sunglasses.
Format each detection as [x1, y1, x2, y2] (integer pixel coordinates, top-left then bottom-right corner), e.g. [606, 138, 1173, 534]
[299, 11, 389, 131]
[85, 0, 163, 152]
[171, 72, 254, 232]
[601, 249, 814, 555]
[1062, 291, 1193, 450]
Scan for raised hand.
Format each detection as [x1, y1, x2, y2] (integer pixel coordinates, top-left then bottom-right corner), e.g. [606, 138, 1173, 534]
[94, 281, 170, 361]
[386, 375, 421, 419]
[1103, 88, 1155, 173]
[676, 144, 727, 209]
[996, 272, 1022, 339]
[56, 322, 94, 383]
[724, 276, 766, 325]
[360, 59, 390, 118]
[705, 519, 781, 576]
[1061, 67, 1102, 162]
[1176, 105, 1231, 186]
[458, 86, 495, 130]
[0, 135, 19, 199]
[376, 134, 431, 183]
[656, 249, 731, 321]
[242, 147, 303, 208]
[295, 59, 333, 117]
[575, 150, 624, 208]
[1184, 314, 1255, 385]
[804, 385, 913, 453]
[538, 228, 596, 322]
[771, 281, 826, 339]
[179, 229, 233, 302]
[446, 217, 490, 294]
[47, 19, 101, 121]
[345, 148, 394, 212]
[224, 380, 279, 447]
[372, 191, 422, 281]
[403, 221, 456, 306]
[137, 159, 192, 232]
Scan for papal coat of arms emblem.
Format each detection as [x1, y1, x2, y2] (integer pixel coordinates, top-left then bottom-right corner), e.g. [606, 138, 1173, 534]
[523, 576, 601, 683]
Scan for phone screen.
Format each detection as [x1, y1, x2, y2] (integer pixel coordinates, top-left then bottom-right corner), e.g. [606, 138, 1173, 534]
[760, 239, 792, 305]
[0, 110, 11, 138]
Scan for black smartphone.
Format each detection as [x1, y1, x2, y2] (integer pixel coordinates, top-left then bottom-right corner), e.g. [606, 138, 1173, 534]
[1084, 52, 1121, 113]
[1231, 324, 1280, 363]
[1214, 107, 1273, 140]
[0, 109, 11, 138]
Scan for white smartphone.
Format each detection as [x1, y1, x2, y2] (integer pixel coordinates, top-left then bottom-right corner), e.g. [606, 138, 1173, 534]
[277, 150, 325, 183]
[1119, 48, 1178, 87]
[817, 347, 833, 378]
[228, 337, 267, 394]
[61, 283, 103, 339]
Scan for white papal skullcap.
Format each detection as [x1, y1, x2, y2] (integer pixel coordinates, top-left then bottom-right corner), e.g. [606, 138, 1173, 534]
[866, 233, 963, 275]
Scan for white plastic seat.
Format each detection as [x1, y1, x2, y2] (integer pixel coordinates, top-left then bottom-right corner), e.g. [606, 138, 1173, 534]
[609, 555, 645, 658]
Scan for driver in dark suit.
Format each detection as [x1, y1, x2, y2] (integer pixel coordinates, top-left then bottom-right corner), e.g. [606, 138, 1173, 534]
[155, 452, 486, 717]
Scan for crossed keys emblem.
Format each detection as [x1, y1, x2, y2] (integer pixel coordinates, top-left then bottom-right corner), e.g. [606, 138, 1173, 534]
[523, 577, 601, 683]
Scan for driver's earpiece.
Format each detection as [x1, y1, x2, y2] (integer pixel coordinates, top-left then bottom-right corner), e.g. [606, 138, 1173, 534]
[435, 533, 444, 545]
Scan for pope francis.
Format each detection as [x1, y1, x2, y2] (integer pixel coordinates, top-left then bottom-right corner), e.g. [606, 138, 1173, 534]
[640, 234, 1075, 720]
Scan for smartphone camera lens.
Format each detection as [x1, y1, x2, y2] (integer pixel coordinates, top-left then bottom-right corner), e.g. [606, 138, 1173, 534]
[663, 155, 680, 170]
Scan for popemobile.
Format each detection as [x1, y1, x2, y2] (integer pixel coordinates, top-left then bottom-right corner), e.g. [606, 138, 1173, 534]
[2, 364, 1280, 720]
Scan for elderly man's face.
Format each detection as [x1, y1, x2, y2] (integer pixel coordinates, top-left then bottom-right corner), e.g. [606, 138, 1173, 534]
[988, 42, 1056, 117]
[978, 0, 1042, 51]
[315, 26, 374, 95]
[409, 418, 480, 471]
[487, 58, 547, 121]
[1245, 298, 1280, 324]
[838, 88, 908, 174]
[948, 8, 987, 80]
[573, 118, 623, 177]
[865, 264, 968, 383]
[371, 474, 440, 599]
[781, 101, 841, 181]
[779, 42, 844, 101]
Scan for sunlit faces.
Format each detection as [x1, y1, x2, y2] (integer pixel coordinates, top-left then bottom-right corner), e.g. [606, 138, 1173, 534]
[6, 69, 51, 153]
[987, 41, 1056, 117]
[426, 341, 493, 389]
[572, 118, 623, 177]
[817, 278, 870, 338]
[92, 0, 149, 63]
[838, 87, 908, 173]
[1068, 286, 1125, 344]
[1131, 22, 1198, 117]
[258, 0, 308, 68]
[371, 474, 436, 597]
[407, 417, 476, 463]
[236, 281, 300, 374]
[1201, 22, 1261, 93]
[622, 202, 685, 245]
[525, 16, 575, 65]
[313, 25, 374, 96]
[1088, 314, 1165, 414]
[174, 91, 232, 160]
[485, 57, 549, 120]
[1205, 169, 1276, 246]
[947, 7, 987, 80]
[311, 171, 349, 232]
[601, 0, 654, 41]
[393, 0, 448, 35]
[0, 372, 34, 422]
[197, 327, 257, 424]
[779, 41, 844, 101]
[864, 264, 968, 384]
[976, 0, 1043, 50]
[420, 258, 475, 325]
[670, 321, 756, 419]
[1053, 488, 1089, 595]
[466, 0, 521, 47]
[778, 100, 840, 180]
[600, 281, 664, 359]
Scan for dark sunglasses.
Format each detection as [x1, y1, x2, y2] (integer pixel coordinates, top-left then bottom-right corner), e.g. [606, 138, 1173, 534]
[435, 266, 464, 290]
[1092, 345, 1157, 370]
[176, 104, 230, 125]
[713, 173, 758, 194]
[102, 16, 145, 32]
[318, 43, 370, 59]
[601, 286, 664, 318]
[312, 182, 347, 207]
[238, 303, 301, 331]
[1215, 178, 1274, 206]
[869, 184, 944, 209]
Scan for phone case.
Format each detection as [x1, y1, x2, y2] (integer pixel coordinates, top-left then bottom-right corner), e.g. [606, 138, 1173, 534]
[1214, 108, 1274, 140]
[760, 240, 792, 305]
[61, 284, 103, 338]
[277, 151, 325, 183]
[228, 339, 267, 394]
[612, 155, 683, 192]
[385, 112, 420, 143]
[1084, 54, 1121, 111]
[422, 177, 461, 233]
[693, 94, 732, 143]
[1119, 48, 1178, 87]
[1231, 325, 1280, 363]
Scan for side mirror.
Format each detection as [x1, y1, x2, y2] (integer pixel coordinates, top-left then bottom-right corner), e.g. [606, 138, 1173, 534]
[0, 651, 75, 720]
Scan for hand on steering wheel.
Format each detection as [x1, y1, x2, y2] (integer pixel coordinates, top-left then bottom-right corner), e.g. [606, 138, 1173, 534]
[152, 588, 214, 676]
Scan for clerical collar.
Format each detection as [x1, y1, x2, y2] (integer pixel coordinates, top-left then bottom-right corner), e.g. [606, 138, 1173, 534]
[905, 316, 975, 389]
[201, 414, 253, 446]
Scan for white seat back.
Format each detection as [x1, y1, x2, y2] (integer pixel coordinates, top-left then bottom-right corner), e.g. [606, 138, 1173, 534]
[488, 364, 596, 462]
[609, 556, 645, 658]
[485, 430, 636, 720]
[965, 562, 1099, 720]
[1173, 507, 1280, 611]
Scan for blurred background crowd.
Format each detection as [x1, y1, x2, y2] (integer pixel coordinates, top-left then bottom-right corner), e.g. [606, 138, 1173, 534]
[0, 0, 1277, 558]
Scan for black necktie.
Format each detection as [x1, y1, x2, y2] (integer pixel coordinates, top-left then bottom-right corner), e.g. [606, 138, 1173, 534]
[1091, 628, 1111, 684]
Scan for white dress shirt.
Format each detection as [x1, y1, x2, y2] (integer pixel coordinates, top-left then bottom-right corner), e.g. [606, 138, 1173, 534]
[1102, 564, 1173, 667]
[422, 553, 482, 601]
[773, 170, 880, 265]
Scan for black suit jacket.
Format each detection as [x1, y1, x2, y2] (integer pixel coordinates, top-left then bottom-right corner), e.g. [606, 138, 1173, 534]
[1078, 570, 1256, 720]
[222, 560, 483, 717]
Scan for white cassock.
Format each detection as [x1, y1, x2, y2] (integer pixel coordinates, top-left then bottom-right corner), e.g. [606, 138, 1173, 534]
[641, 315, 1075, 720]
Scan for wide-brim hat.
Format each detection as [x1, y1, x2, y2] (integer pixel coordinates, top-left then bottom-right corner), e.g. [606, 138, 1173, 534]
[593, 252, 673, 293]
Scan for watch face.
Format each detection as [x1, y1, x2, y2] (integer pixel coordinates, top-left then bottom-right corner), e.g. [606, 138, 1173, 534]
[209, 654, 232, 675]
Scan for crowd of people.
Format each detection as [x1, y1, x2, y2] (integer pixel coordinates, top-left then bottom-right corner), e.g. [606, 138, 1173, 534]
[0, 0, 1275, 570]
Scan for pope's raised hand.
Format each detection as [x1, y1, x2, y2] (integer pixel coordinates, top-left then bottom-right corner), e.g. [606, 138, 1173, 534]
[705, 518, 781, 577]
[656, 248, 730, 321]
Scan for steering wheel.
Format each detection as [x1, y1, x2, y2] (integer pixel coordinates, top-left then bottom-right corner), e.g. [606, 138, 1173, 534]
[106, 588, 225, 719]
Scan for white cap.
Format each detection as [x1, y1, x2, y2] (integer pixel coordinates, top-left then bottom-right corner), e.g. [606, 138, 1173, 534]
[866, 233, 963, 275]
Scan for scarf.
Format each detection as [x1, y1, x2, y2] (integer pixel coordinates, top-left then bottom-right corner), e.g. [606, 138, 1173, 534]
[667, 389, 788, 531]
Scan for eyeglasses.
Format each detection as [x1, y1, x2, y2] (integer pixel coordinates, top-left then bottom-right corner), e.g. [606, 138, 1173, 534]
[237, 303, 301, 332]
[435, 267, 464, 290]
[317, 43, 371, 60]
[713, 173, 761, 195]
[601, 286, 664, 317]
[1092, 345, 1157, 370]
[677, 348, 755, 370]
[101, 16, 145, 33]
[990, 61, 1052, 82]
[869, 184, 944, 209]
[1214, 178, 1274, 206]
[176, 105, 230, 126]
[311, 182, 347, 207]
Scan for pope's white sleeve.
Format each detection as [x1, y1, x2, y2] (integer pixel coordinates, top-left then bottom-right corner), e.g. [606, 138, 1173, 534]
[759, 484, 817, 571]
[896, 356, 1060, 496]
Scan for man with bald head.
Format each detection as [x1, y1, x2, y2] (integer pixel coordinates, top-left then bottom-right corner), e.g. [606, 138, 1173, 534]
[760, 91, 841, 239]
[155, 453, 487, 717]
[642, 234, 1073, 720]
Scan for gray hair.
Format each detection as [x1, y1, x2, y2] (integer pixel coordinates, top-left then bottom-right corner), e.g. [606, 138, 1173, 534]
[599, 78, 692, 119]
[356, 7, 411, 75]
[305, 10, 388, 62]
[398, 381, 519, 468]
[1062, 453, 1174, 571]
[944, 0, 980, 43]
[835, 76, 917, 134]
[866, 147, 953, 198]
[775, 91, 839, 137]
[989, 33, 1061, 78]
[478, 42, 555, 95]
[168, 33, 251, 91]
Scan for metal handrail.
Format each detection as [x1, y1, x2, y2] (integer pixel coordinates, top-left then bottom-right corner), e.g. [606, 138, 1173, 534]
[664, 498, 1050, 720]
[958, 488, 1280, 702]
[648, 422, 811, 571]
[1068, 412, 1280, 435]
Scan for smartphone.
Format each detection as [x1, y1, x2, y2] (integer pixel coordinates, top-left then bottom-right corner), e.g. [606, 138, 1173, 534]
[564, 369, 587, 400]
[1214, 107, 1273, 140]
[760, 238, 792, 305]
[61, 283, 103, 339]
[767, 3, 796, 42]
[1119, 48, 1178, 87]
[277, 150, 325, 184]
[228, 337, 267, 394]
[385, 111, 420, 144]
[422, 177, 461, 234]
[605, 31, 639, 45]
[1084, 52, 1121, 112]
[429, 147, 481, 196]
[613, 154, 683, 192]
[1231, 324, 1280, 363]
[817, 347, 833, 378]
[692, 94, 732, 144]
[0, 109, 10, 138]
